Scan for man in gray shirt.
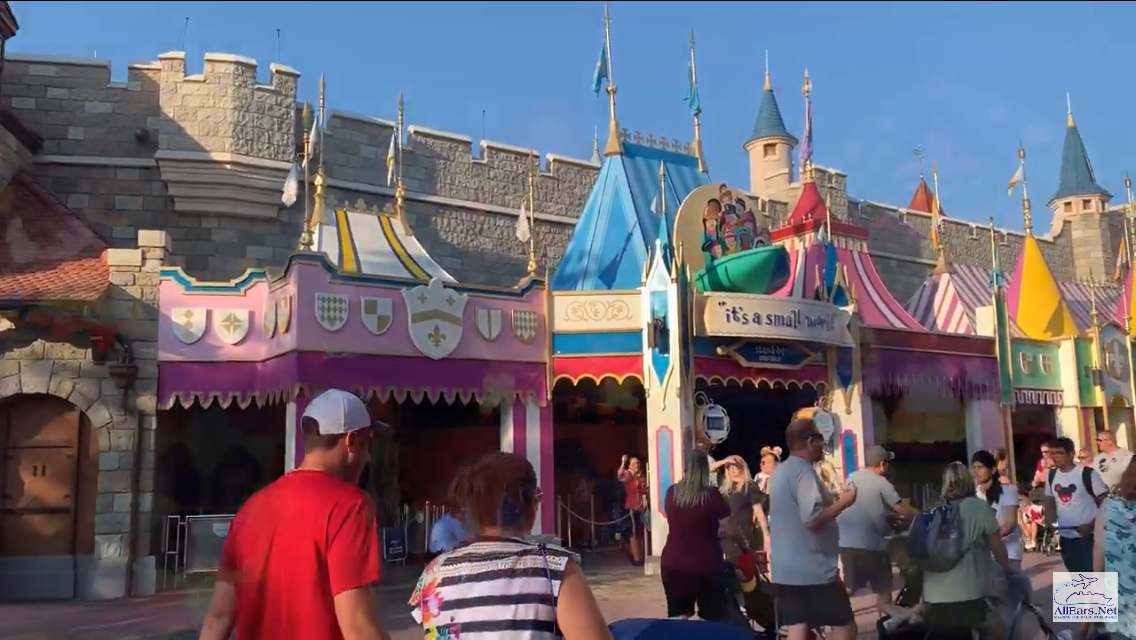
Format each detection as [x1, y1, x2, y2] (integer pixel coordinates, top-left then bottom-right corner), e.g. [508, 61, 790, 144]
[837, 445, 916, 614]
[769, 419, 858, 640]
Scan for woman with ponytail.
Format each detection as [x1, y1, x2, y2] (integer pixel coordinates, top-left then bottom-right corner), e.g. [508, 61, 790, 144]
[409, 452, 611, 640]
[972, 449, 1028, 608]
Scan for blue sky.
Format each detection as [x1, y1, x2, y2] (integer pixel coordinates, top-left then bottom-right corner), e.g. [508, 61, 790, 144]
[11, 1, 1136, 228]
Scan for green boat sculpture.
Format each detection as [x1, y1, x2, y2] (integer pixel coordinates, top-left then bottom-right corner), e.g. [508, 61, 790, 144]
[694, 244, 791, 294]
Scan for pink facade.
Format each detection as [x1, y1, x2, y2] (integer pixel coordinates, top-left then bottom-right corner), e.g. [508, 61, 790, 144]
[157, 252, 556, 534]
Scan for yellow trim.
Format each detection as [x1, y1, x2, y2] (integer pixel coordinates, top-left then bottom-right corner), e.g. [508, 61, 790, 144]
[379, 214, 430, 281]
[552, 372, 644, 386]
[334, 209, 360, 273]
[695, 375, 827, 390]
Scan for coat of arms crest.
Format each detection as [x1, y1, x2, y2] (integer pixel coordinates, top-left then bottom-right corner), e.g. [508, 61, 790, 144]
[170, 308, 208, 344]
[360, 297, 394, 335]
[402, 277, 468, 359]
[262, 298, 277, 338]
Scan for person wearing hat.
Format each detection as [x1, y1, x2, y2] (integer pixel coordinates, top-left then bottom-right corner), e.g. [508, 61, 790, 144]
[199, 388, 391, 640]
[837, 445, 916, 618]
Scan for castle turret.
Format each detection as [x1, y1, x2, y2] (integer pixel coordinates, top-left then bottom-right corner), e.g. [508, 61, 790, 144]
[1049, 99, 1113, 281]
[743, 61, 797, 200]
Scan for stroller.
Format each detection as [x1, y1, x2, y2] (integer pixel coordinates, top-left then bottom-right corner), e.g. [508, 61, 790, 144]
[723, 553, 824, 639]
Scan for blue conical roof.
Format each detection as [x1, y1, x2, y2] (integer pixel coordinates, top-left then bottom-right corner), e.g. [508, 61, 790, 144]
[1051, 114, 1110, 203]
[748, 75, 797, 146]
[551, 143, 708, 291]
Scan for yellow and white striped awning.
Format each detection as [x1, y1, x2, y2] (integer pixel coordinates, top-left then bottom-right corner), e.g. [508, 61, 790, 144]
[314, 209, 454, 282]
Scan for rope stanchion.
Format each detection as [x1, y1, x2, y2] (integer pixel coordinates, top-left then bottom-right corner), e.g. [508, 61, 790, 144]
[560, 503, 634, 527]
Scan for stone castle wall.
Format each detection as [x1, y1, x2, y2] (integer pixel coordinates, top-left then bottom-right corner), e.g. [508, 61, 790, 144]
[1, 49, 1089, 297]
[2, 52, 600, 287]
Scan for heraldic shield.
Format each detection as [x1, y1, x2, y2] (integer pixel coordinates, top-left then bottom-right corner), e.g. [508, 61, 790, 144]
[402, 277, 468, 360]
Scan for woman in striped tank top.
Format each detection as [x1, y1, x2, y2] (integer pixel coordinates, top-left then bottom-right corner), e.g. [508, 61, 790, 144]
[409, 451, 612, 639]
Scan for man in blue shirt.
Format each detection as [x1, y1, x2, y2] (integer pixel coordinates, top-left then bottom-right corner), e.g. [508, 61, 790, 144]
[429, 509, 471, 554]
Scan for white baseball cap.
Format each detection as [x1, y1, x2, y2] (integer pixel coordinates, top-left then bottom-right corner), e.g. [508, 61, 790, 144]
[302, 389, 377, 435]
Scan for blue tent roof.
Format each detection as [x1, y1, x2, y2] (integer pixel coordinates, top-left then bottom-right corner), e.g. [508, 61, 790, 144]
[552, 142, 709, 291]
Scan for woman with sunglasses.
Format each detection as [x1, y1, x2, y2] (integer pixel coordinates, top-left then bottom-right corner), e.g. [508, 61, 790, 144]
[410, 452, 611, 640]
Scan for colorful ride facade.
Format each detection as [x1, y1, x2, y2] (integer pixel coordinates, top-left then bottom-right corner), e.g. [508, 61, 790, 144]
[157, 196, 558, 535]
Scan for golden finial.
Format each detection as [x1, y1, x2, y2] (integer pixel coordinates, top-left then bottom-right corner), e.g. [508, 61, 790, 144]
[763, 50, 771, 92]
[1066, 93, 1075, 128]
[1017, 142, 1032, 235]
[306, 76, 328, 249]
[802, 68, 811, 98]
[689, 29, 707, 174]
[395, 93, 406, 223]
[658, 160, 668, 216]
[602, 2, 623, 157]
[931, 160, 949, 274]
[298, 102, 315, 251]
[525, 152, 538, 275]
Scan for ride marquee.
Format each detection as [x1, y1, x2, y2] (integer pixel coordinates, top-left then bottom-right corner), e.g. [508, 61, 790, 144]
[695, 293, 854, 347]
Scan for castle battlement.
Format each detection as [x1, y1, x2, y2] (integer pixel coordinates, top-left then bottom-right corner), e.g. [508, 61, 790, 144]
[155, 52, 299, 97]
[320, 108, 598, 193]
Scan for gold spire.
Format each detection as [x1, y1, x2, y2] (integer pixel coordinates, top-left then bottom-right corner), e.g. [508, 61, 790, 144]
[931, 160, 949, 275]
[801, 68, 814, 183]
[689, 29, 706, 174]
[1066, 92, 1075, 128]
[1125, 173, 1136, 290]
[763, 50, 771, 91]
[1017, 143, 1033, 235]
[298, 101, 315, 250]
[602, 2, 623, 157]
[394, 93, 407, 231]
[525, 152, 538, 275]
[308, 75, 327, 249]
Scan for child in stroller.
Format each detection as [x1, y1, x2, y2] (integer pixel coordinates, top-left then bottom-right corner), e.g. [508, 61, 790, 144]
[722, 551, 824, 639]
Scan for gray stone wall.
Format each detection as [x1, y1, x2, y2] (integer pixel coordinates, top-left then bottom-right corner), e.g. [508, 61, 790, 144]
[0, 49, 1107, 297]
[0, 230, 166, 600]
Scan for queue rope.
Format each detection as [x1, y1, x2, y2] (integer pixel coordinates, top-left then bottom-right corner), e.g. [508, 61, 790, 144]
[559, 504, 635, 527]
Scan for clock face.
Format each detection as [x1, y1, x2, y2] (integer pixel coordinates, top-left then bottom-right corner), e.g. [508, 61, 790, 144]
[1105, 338, 1129, 381]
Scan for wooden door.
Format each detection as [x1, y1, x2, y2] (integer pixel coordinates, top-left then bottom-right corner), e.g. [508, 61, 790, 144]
[0, 395, 81, 557]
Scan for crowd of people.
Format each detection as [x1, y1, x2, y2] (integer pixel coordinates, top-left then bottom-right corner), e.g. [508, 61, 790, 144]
[191, 387, 1136, 639]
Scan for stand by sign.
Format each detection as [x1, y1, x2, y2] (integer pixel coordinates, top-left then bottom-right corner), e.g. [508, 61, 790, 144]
[721, 340, 820, 369]
[696, 293, 854, 347]
[382, 527, 408, 563]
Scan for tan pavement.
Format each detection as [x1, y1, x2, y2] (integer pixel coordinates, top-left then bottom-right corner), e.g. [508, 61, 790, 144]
[0, 553, 1079, 638]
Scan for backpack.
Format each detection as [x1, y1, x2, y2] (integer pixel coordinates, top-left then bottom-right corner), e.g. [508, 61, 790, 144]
[1048, 466, 1102, 506]
[906, 499, 966, 572]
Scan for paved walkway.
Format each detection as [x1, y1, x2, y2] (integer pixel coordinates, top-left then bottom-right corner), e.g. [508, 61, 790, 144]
[0, 553, 1079, 638]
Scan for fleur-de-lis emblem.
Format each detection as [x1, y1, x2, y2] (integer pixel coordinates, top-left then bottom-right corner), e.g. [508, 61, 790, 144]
[428, 324, 446, 348]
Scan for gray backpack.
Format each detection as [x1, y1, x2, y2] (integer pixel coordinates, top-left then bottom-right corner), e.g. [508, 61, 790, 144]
[906, 499, 965, 573]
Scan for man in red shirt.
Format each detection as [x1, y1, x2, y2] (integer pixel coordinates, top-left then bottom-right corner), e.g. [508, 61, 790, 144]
[199, 389, 390, 640]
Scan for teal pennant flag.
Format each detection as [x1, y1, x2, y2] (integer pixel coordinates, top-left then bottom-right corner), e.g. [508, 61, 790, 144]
[592, 44, 609, 95]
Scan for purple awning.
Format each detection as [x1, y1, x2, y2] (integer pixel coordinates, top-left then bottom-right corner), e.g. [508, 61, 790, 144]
[159, 352, 547, 409]
[863, 348, 999, 400]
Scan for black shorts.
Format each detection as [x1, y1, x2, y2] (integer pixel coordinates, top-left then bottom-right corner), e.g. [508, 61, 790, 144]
[660, 567, 729, 620]
[841, 547, 893, 593]
[772, 580, 855, 628]
[924, 598, 991, 633]
[1059, 534, 1094, 573]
